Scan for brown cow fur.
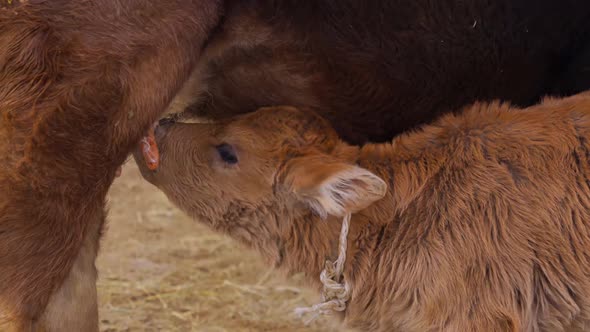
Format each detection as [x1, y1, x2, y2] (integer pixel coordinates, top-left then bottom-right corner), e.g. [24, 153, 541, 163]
[135, 95, 590, 331]
[167, 0, 590, 145]
[0, 1, 221, 330]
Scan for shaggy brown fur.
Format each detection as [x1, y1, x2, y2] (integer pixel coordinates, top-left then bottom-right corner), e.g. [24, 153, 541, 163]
[135, 94, 590, 331]
[3, 0, 590, 330]
[171, 0, 590, 144]
[0, 1, 221, 330]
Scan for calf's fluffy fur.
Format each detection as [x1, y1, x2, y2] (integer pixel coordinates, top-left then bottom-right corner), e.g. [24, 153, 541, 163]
[3, 0, 590, 329]
[136, 94, 590, 331]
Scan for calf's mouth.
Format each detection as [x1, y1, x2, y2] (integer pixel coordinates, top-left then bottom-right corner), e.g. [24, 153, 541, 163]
[133, 111, 214, 184]
[133, 116, 173, 182]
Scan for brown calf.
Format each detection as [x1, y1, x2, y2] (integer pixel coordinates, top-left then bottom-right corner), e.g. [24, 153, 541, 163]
[135, 94, 590, 331]
[0, 1, 221, 330]
[3, 0, 590, 330]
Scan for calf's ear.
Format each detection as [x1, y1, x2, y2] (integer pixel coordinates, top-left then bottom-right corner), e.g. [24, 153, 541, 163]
[282, 155, 387, 219]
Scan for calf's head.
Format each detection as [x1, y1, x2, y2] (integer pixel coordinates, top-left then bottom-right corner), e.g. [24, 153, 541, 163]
[133, 106, 387, 236]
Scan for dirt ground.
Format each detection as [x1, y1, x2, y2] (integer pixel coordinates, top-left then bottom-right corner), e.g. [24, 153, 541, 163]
[97, 162, 350, 332]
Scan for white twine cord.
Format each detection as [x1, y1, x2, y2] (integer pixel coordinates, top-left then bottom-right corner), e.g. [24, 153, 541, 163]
[294, 213, 352, 325]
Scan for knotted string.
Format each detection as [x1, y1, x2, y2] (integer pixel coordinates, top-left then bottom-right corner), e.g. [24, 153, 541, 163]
[294, 213, 352, 325]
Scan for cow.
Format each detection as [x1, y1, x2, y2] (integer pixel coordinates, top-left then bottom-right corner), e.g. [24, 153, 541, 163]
[0, 1, 222, 330]
[169, 0, 590, 145]
[134, 93, 590, 331]
[3, 0, 590, 330]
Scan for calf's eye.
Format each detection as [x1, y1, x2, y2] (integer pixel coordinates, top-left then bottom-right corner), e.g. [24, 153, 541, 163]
[215, 143, 238, 164]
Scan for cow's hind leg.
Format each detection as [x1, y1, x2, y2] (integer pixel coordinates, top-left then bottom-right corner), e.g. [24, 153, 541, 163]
[36, 214, 103, 332]
[0, 214, 103, 332]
